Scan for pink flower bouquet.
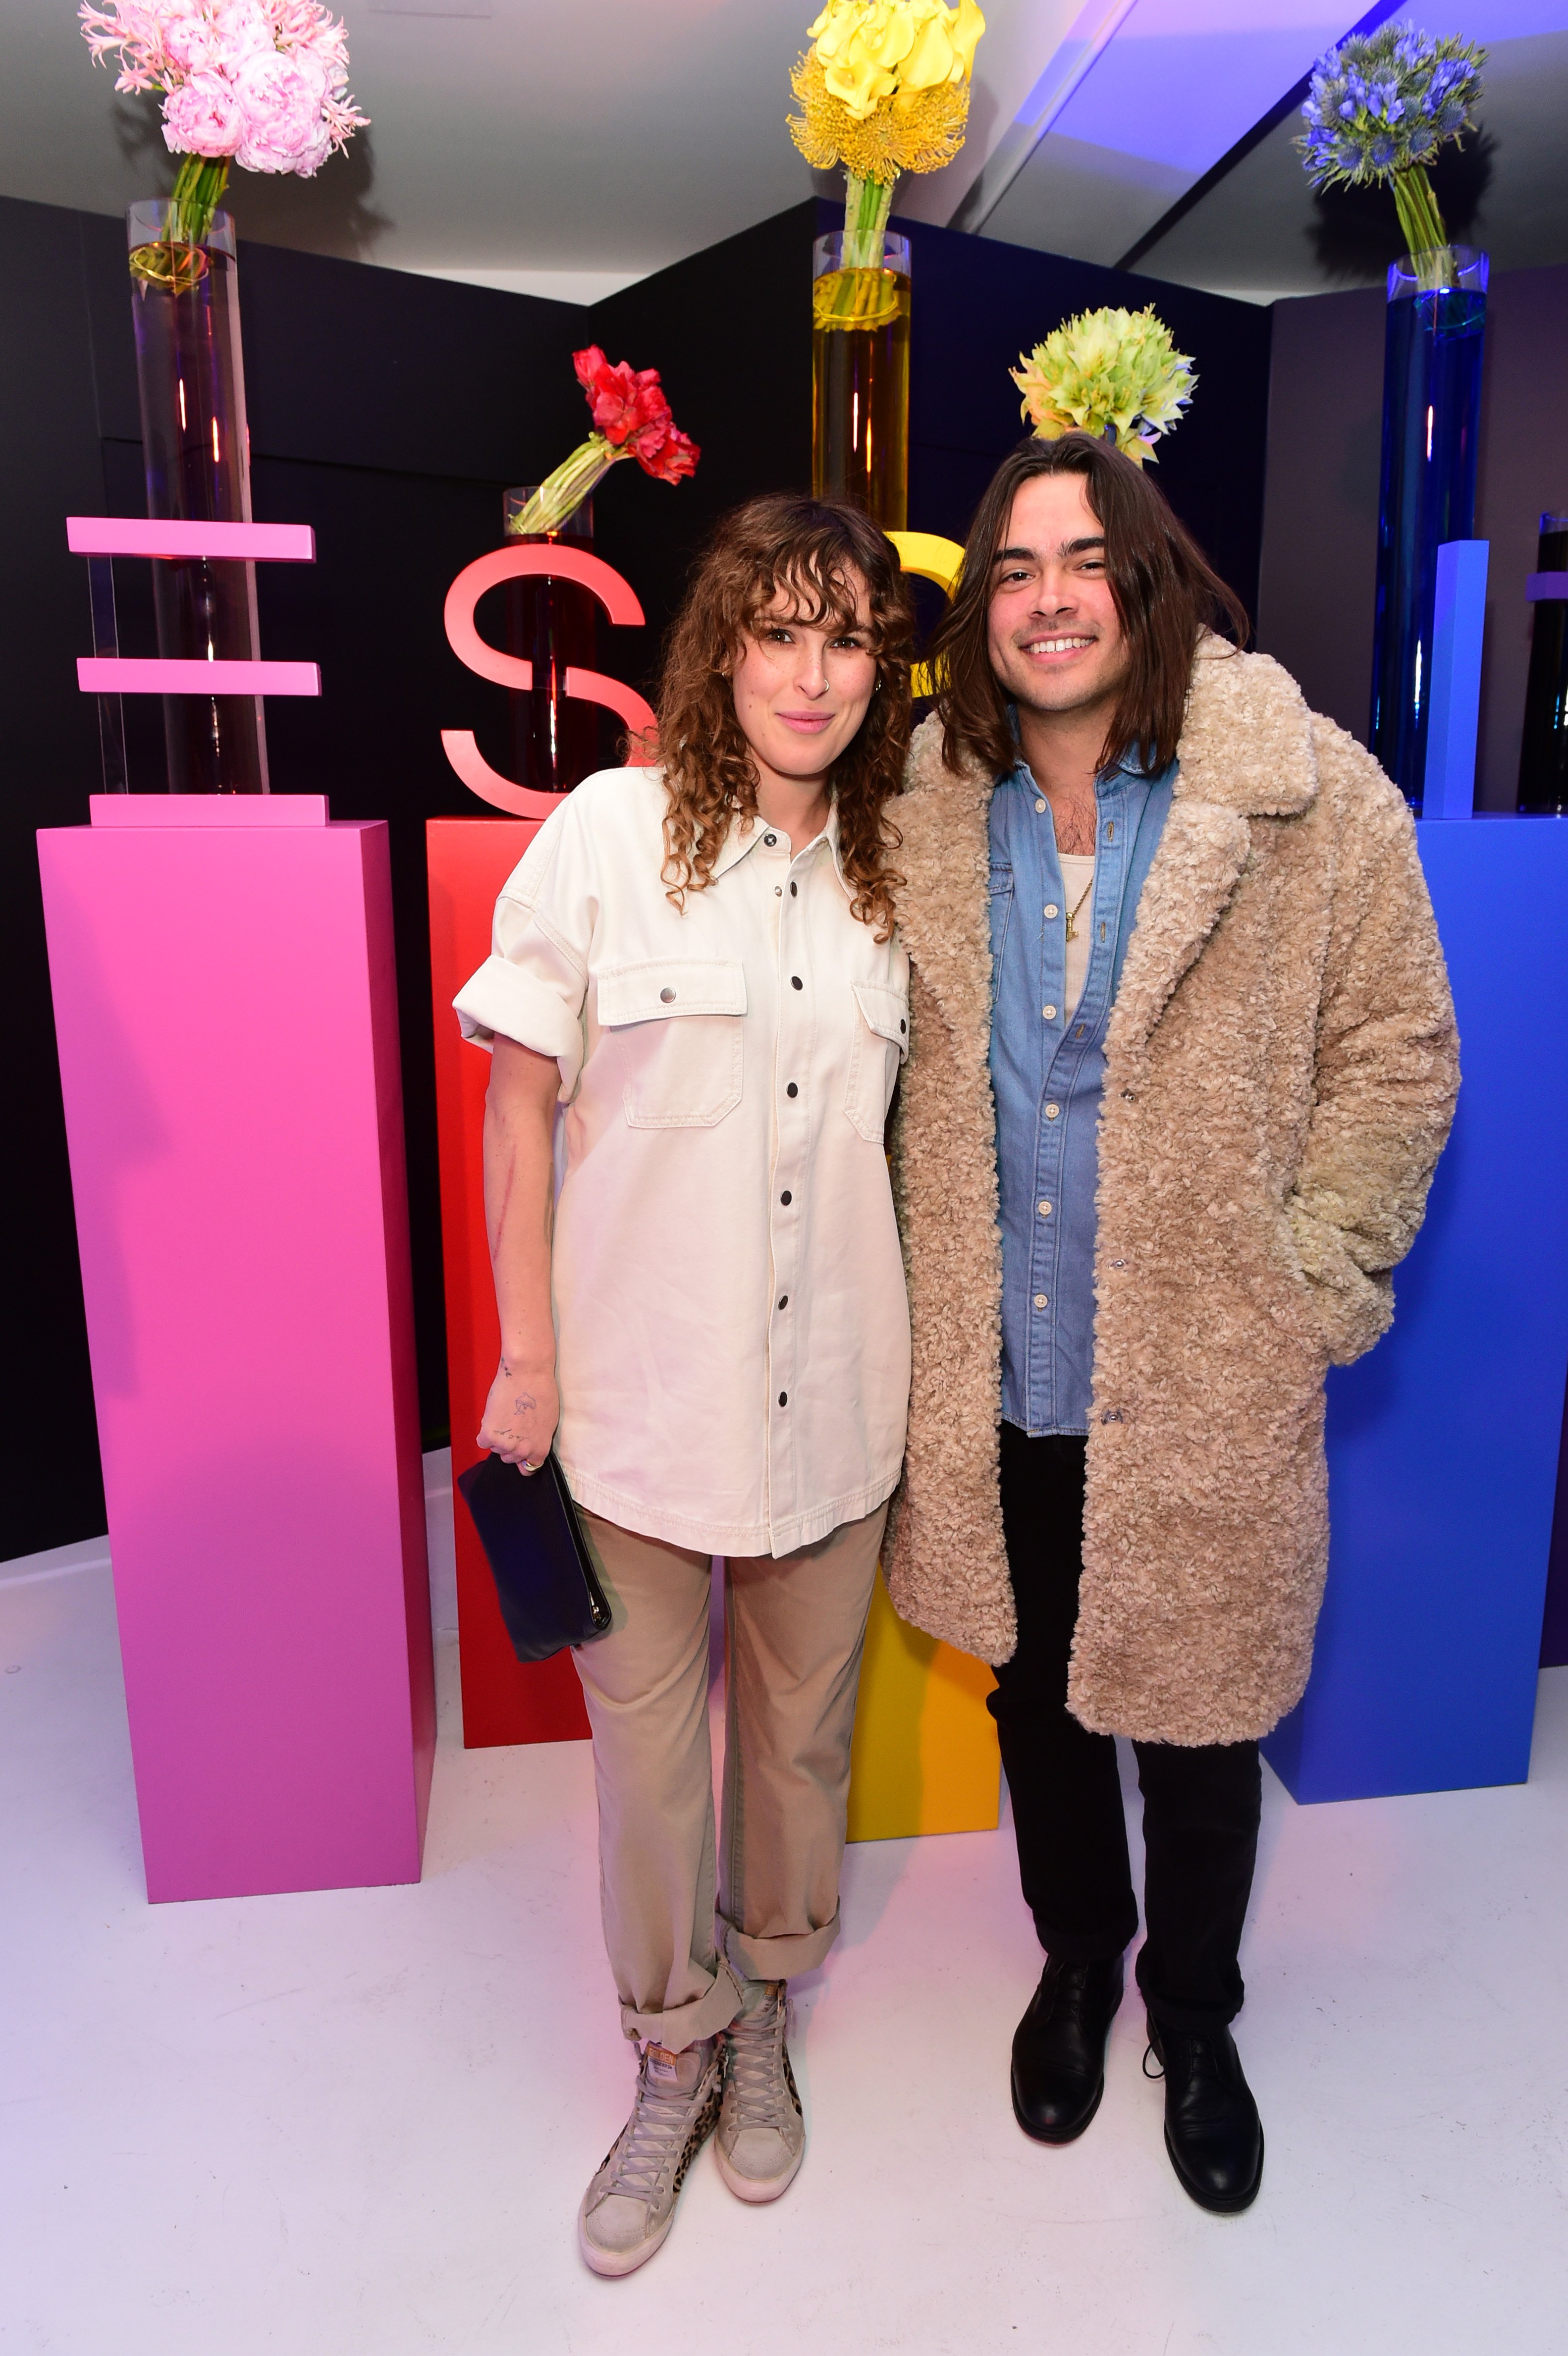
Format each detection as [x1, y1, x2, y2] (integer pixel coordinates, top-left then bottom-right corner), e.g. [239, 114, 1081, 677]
[81, 1, 368, 247]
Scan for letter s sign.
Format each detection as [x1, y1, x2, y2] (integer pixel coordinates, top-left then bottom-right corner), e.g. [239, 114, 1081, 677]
[440, 544, 658, 817]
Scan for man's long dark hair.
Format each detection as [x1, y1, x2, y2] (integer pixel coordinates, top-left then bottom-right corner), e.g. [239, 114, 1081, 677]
[931, 433, 1249, 780]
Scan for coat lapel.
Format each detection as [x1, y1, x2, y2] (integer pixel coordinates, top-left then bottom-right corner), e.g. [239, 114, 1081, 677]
[1103, 799, 1252, 1057]
[894, 716, 997, 1072]
[1105, 641, 1321, 1058]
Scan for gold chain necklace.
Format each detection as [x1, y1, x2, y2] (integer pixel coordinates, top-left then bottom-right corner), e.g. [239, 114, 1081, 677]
[1063, 872, 1095, 944]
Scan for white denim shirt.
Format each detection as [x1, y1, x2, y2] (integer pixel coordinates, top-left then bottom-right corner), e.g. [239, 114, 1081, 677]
[454, 764, 912, 1558]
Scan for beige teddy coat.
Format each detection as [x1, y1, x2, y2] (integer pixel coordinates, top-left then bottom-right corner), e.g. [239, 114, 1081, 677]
[884, 638, 1460, 1746]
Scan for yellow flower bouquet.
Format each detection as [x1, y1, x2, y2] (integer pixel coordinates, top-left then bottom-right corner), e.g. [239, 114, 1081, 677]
[791, 0, 984, 321]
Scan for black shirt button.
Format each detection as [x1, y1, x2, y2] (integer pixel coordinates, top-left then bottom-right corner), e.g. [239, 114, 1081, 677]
[790, 881, 798, 896]
[791, 975, 803, 990]
[780, 1189, 792, 1205]
[777, 1294, 788, 1310]
[786, 1081, 798, 1098]
[778, 1391, 788, 1407]
[764, 832, 777, 846]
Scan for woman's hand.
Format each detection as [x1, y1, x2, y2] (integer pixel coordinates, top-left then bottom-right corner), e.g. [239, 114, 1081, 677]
[478, 1356, 559, 1474]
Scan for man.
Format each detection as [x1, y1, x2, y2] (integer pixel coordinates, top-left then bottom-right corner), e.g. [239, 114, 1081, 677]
[884, 433, 1458, 2213]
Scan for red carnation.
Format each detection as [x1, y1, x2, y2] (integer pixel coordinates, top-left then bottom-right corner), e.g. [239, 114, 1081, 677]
[573, 346, 668, 446]
[634, 421, 701, 485]
[572, 345, 700, 481]
[512, 349, 702, 537]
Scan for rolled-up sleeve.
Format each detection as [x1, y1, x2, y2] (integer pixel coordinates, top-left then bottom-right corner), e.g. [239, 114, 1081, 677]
[453, 808, 592, 1096]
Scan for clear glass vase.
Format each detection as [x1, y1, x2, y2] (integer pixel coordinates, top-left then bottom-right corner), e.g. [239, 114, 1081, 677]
[811, 231, 911, 530]
[499, 489, 600, 795]
[1517, 512, 1568, 814]
[1369, 246, 1488, 809]
[128, 199, 268, 793]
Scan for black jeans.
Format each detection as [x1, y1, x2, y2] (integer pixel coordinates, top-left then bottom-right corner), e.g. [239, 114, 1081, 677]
[989, 1425, 1262, 2034]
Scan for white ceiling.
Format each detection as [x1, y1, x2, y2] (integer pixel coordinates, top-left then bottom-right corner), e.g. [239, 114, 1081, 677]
[0, 0, 1075, 295]
[960, 1, 1371, 261]
[0, 0, 1564, 303]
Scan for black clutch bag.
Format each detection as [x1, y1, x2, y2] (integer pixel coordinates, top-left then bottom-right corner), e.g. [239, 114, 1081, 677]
[456, 1449, 612, 1662]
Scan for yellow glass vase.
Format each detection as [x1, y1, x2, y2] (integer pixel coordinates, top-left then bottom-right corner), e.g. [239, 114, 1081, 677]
[811, 231, 911, 530]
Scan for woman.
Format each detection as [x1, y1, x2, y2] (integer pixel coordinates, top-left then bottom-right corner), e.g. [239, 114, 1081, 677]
[453, 493, 916, 2277]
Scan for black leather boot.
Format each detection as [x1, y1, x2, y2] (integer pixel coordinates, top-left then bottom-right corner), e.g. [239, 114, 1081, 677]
[1010, 1953, 1125, 2143]
[1145, 2016, 1264, 2213]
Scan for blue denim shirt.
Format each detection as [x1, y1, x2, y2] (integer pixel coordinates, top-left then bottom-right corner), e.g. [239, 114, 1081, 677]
[989, 755, 1176, 1434]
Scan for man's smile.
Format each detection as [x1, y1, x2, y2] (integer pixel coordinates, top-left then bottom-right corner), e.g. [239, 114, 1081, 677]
[1017, 632, 1096, 658]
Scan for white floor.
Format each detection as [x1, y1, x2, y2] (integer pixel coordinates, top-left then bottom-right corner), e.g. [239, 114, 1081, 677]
[1, 1457, 1565, 2355]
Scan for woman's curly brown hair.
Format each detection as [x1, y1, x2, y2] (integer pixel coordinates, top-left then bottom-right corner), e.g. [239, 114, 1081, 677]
[653, 492, 915, 941]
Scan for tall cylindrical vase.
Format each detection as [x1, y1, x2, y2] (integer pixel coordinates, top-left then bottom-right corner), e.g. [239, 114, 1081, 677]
[811, 231, 911, 530]
[500, 489, 601, 794]
[1369, 246, 1488, 809]
[1517, 512, 1568, 814]
[128, 199, 268, 793]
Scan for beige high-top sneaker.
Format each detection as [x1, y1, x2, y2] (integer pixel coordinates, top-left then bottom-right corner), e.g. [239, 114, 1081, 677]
[715, 1980, 806, 2202]
[578, 2035, 724, 2277]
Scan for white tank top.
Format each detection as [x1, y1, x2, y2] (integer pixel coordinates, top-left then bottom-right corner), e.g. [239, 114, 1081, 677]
[1059, 853, 1096, 1018]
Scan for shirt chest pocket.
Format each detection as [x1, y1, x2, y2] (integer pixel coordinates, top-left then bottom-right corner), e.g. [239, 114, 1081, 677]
[988, 863, 1014, 964]
[845, 981, 910, 1143]
[596, 959, 748, 1128]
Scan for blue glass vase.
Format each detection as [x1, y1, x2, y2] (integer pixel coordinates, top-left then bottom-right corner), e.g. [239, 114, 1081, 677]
[1369, 247, 1488, 810]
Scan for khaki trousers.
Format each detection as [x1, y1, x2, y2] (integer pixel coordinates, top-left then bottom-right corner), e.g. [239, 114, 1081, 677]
[573, 1503, 887, 2048]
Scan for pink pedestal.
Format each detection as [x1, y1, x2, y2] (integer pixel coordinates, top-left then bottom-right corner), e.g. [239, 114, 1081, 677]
[36, 796, 434, 1902]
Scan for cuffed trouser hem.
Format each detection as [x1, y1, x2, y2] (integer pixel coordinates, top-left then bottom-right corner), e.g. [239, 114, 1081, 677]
[619, 1954, 745, 2051]
[720, 1906, 841, 1985]
[576, 1504, 884, 2059]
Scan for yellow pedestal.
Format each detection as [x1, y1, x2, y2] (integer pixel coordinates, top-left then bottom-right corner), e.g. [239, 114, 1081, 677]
[847, 1570, 1000, 1841]
[845, 531, 987, 1842]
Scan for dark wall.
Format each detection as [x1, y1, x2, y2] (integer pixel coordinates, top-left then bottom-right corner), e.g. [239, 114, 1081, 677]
[1255, 284, 1386, 746]
[1476, 263, 1568, 804]
[1, 192, 1272, 1562]
[1256, 260, 1568, 810]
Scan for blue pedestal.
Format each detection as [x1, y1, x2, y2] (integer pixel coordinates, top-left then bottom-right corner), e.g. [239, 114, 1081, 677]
[1263, 817, 1568, 1802]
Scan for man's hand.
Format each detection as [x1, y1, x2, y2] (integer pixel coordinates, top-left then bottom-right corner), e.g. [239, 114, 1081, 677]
[478, 1356, 559, 1474]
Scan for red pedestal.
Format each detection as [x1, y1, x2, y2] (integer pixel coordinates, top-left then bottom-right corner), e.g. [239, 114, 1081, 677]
[427, 817, 591, 1747]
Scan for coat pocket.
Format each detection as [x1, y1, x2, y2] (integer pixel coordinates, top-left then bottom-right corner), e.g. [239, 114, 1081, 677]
[1277, 1201, 1396, 1367]
[597, 958, 748, 1129]
[845, 980, 911, 1143]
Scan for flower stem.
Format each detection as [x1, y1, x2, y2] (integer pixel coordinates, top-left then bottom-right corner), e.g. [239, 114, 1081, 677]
[1392, 165, 1455, 290]
[842, 171, 895, 272]
[511, 434, 625, 536]
[169, 152, 230, 252]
